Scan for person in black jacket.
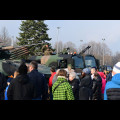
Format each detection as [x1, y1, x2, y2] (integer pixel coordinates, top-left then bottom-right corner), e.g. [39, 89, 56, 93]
[27, 61, 48, 100]
[0, 72, 7, 100]
[68, 72, 79, 100]
[7, 63, 37, 100]
[106, 71, 112, 83]
[92, 72, 102, 100]
[79, 68, 93, 100]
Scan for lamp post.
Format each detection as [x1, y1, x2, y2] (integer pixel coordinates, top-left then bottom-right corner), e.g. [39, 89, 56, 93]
[102, 38, 105, 66]
[57, 27, 60, 54]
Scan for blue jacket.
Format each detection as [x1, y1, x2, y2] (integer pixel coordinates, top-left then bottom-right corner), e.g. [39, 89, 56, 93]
[5, 85, 9, 100]
[104, 73, 120, 100]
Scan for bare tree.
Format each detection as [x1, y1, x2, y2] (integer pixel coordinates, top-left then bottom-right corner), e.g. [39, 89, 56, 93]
[13, 37, 19, 47]
[52, 40, 117, 66]
[0, 27, 11, 46]
[79, 40, 113, 66]
[53, 41, 78, 54]
[54, 40, 64, 53]
[63, 41, 78, 53]
[112, 52, 120, 66]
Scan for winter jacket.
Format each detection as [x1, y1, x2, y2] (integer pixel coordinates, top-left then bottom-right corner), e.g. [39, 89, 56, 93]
[104, 73, 120, 100]
[5, 85, 9, 100]
[7, 74, 37, 100]
[52, 76, 74, 100]
[92, 75, 102, 100]
[101, 78, 106, 94]
[52, 74, 57, 85]
[28, 69, 48, 100]
[68, 79, 79, 100]
[98, 72, 106, 94]
[79, 75, 93, 100]
[49, 72, 56, 88]
[0, 73, 7, 100]
[106, 72, 112, 83]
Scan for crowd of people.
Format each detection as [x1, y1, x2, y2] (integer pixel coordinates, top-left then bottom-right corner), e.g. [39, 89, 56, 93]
[2, 61, 48, 100]
[49, 62, 120, 100]
[0, 60, 120, 100]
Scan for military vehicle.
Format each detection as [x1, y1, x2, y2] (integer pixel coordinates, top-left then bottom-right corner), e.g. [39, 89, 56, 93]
[0, 43, 100, 83]
[32, 46, 100, 76]
[99, 65, 113, 74]
[0, 44, 51, 79]
[0, 45, 28, 77]
[26, 45, 100, 79]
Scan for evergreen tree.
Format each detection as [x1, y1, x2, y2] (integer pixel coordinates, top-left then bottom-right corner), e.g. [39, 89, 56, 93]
[17, 20, 52, 55]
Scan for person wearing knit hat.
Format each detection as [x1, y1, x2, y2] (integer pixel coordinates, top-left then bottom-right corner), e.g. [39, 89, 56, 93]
[82, 68, 91, 75]
[112, 62, 120, 76]
[104, 62, 120, 100]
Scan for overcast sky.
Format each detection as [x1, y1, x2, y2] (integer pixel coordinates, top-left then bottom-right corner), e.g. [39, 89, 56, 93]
[0, 20, 120, 54]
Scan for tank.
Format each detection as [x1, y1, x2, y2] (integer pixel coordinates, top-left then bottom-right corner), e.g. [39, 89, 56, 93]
[0, 60, 21, 76]
[33, 46, 100, 74]
[0, 45, 52, 77]
[0, 45, 100, 82]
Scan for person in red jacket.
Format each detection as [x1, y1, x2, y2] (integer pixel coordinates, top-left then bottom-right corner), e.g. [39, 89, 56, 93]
[98, 72, 106, 100]
[49, 67, 56, 88]
[48, 66, 56, 100]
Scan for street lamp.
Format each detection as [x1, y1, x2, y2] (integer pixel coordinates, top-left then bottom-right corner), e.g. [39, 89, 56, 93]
[57, 27, 60, 54]
[102, 38, 105, 66]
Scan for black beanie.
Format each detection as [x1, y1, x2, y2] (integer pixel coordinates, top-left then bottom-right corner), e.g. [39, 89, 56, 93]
[18, 63, 28, 75]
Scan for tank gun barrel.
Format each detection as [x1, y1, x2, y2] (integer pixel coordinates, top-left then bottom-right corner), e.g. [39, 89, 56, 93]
[10, 47, 29, 59]
[79, 46, 91, 55]
[0, 42, 47, 60]
[1, 46, 14, 50]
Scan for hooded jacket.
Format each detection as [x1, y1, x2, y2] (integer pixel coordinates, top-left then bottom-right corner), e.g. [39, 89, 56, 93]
[7, 74, 37, 100]
[104, 73, 120, 100]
